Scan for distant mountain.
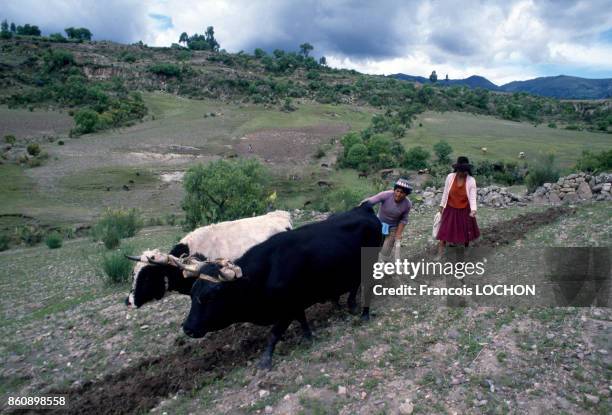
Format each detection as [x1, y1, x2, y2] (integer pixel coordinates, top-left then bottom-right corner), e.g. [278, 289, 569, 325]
[390, 73, 612, 99]
[500, 75, 612, 100]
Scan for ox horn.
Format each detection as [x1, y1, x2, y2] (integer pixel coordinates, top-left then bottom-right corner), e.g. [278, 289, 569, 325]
[125, 255, 143, 262]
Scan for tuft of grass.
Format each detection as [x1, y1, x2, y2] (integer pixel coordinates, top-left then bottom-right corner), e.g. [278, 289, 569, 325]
[91, 208, 142, 249]
[100, 246, 134, 284]
[0, 233, 10, 251]
[45, 232, 63, 249]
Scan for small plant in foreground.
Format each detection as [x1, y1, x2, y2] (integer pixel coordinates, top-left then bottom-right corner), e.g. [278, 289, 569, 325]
[45, 232, 63, 249]
[100, 246, 134, 284]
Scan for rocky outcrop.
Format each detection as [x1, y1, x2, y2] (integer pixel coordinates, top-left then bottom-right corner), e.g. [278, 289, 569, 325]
[531, 172, 612, 204]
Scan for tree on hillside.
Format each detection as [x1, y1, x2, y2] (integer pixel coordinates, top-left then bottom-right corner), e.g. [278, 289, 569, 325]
[445, 74, 449, 82]
[433, 140, 453, 164]
[185, 26, 220, 51]
[204, 26, 219, 51]
[182, 159, 269, 228]
[179, 32, 188, 45]
[10, 22, 16, 32]
[429, 70, 438, 83]
[65, 27, 92, 41]
[319, 56, 327, 66]
[0, 20, 11, 39]
[16, 24, 41, 36]
[299, 42, 313, 57]
[254, 48, 266, 58]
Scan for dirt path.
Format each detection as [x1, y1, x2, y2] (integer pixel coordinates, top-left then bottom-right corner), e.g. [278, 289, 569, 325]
[37, 206, 575, 415]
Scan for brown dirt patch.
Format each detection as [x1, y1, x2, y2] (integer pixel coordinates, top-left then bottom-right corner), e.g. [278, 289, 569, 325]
[475, 206, 572, 246]
[0, 107, 74, 139]
[233, 124, 349, 164]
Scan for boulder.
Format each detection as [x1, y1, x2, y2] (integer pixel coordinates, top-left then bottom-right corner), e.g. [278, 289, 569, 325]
[564, 192, 579, 203]
[548, 192, 561, 204]
[577, 182, 592, 200]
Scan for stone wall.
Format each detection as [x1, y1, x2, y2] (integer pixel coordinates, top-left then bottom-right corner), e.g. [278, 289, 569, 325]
[416, 172, 611, 208]
[531, 172, 612, 204]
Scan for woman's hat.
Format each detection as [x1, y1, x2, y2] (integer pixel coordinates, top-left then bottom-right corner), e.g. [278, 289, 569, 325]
[394, 178, 412, 194]
[452, 156, 473, 172]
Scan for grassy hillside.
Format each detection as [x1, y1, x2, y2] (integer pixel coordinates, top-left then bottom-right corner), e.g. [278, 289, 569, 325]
[405, 111, 611, 169]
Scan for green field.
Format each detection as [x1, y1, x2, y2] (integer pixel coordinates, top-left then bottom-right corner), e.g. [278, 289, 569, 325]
[405, 111, 611, 169]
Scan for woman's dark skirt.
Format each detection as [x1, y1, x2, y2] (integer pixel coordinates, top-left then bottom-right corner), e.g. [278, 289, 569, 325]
[437, 206, 480, 244]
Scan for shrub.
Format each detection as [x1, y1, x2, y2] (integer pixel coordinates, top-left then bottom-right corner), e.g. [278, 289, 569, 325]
[525, 154, 560, 192]
[91, 208, 142, 248]
[102, 227, 121, 249]
[4, 134, 16, 144]
[317, 188, 371, 213]
[0, 234, 9, 251]
[345, 143, 369, 168]
[314, 146, 326, 159]
[433, 140, 453, 164]
[26, 143, 41, 156]
[73, 109, 99, 134]
[182, 159, 269, 228]
[45, 232, 63, 249]
[16, 225, 43, 246]
[148, 63, 182, 77]
[340, 132, 363, 158]
[43, 49, 74, 72]
[100, 246, 134, 284]
[403, 146, 430, 169]
[575, 149, 612, 173]
[547, 122, 557, 128]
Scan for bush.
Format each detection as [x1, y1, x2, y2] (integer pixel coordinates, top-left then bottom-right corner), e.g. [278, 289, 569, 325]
[316, 188, 371, 213]
[16, 225, 43, 246]
[91, 208, 142, 248]
[345, 143, 369, 168]
[575, 149, 612, 173]
[73, 109, 99, 134]
[547, 122, 557, 128]
[101, 227, 121, 249]
[0, 234, 9, 251]
[4, 134, 16, 144]
[433, 140, 453, 164]
[43, 49, 74, 72]
[403, 146, 430, 169]
[45, 232, 63, 249]
[148, 63, 182, 77]
[182, 159, 269, 229]
[26, 143, 41, 156]
[314, 146, 326, 159]
[525, 154, 560, 192]
[100, 246, 134, 284]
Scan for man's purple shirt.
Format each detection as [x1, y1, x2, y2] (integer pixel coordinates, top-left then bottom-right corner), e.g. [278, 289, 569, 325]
[366, 190, 411, 227]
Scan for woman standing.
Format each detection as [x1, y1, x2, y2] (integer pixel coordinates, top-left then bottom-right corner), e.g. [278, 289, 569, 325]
[437, 156, 480, 255]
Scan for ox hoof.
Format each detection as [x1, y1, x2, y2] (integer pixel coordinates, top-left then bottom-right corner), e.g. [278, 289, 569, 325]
[348, 304, 359, 315]
[257, 357, 273, 370]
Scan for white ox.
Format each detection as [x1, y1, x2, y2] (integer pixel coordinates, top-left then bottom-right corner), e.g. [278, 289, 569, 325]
[125, 210, 292, 308]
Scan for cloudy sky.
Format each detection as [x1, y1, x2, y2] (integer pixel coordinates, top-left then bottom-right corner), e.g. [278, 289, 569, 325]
[2, 0, 612, 84]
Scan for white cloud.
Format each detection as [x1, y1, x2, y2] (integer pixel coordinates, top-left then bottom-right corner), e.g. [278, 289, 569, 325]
[1, 0, 610, 83]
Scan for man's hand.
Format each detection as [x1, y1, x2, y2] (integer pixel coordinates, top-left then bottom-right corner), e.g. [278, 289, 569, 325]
[469, 210, 477, 218]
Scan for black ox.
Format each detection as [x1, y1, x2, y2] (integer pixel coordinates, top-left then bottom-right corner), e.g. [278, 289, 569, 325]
[182, 203, 382, 368]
